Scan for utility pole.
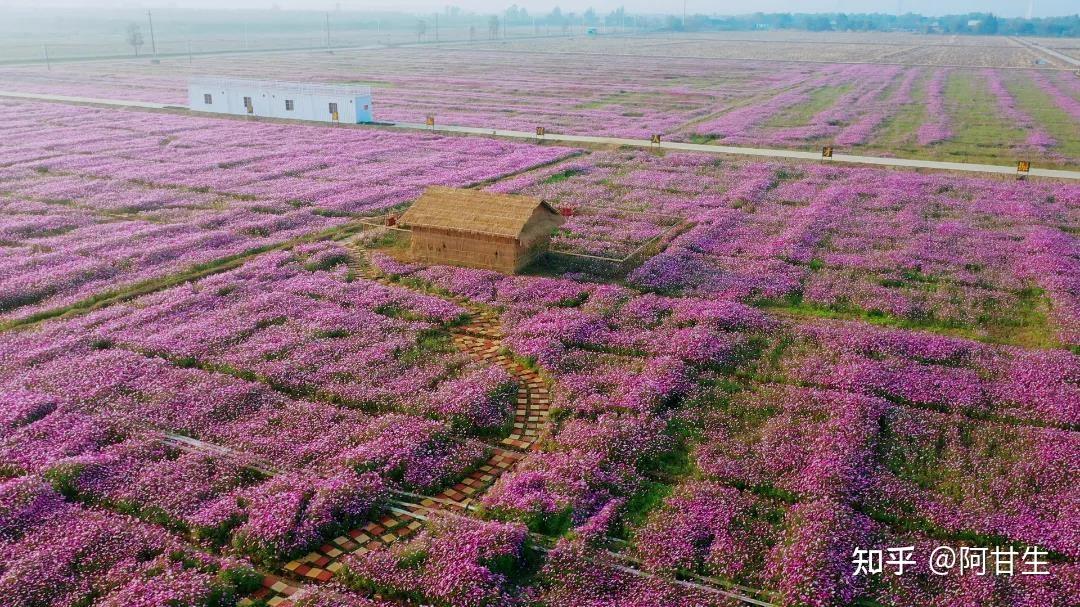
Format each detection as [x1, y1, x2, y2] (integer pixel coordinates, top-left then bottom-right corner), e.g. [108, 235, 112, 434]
[435, 12, 439, 42]
[43, 44, 50, 71]
[683, 0, 687, 30]
[147, 10, 157, 55]
[325, 12, 330, 48]
[187, 39, 192, 64]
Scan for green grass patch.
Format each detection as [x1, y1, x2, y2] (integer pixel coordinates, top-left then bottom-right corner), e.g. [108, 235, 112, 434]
[1006, 72, 1080, 166]
[614, 481, 673, 540]
[540, 167, 585, 185]
[761, 84, 850, 129]
[755, 286, 1058, 350]
[396, 329, 455, 366]
[686, 133, 719, 145]
[923, 71, 1029, 165]
[867, 71, 931, 151]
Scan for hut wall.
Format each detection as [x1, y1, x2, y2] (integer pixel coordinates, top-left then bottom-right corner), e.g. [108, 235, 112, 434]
[410, 229, 520, 273]
[512, 208, 564, 271]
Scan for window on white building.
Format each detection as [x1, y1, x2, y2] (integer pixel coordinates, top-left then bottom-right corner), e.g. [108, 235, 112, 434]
[285, 100, 294, 111]
[328, 102, 339, 114]
[203, 93, 212, 104]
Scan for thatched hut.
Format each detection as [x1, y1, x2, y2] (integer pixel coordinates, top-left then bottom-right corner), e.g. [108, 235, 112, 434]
[399, 186, 565, 274]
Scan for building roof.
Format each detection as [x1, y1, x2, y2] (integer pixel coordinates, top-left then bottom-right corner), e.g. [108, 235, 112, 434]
[188, 76, 371, 98]
[400, 186, 560, 239]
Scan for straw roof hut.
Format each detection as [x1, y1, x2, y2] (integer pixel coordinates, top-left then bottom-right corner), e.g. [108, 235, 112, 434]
[399, 186, 565, 274]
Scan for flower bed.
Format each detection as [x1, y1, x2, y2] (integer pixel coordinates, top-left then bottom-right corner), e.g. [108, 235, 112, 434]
[501, 151, 1078, 345]
[0, 99, 575, 321]
[0, 476, 263, 607]
[339, 514, 533, 607]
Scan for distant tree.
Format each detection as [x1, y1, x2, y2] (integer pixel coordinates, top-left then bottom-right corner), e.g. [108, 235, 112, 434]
[804, 15, 833, 32]
[640, 9, 1077, 37]
[125, 23, 144, 56]
[415, 19, 427, 42]
[489, 15, 500, 39]
[504, 5, 529, 24]
[686, 14, 708, 32]
[606, 7, 626, 28]
[584, 8, 597, 26]
[547, 7, 562, 25]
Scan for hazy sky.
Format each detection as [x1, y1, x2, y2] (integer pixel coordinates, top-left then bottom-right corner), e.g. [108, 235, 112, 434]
[3, 0, 1076, 18]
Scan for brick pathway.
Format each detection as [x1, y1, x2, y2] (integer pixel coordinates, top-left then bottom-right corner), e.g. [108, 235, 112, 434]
[454, 334, 550, 450]
[238, 574, 303, 607]
[236, 242, 779, 607]
[271, 245, 553, 587]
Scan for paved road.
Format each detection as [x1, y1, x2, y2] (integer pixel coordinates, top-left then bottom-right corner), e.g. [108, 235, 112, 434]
[2, 89, 1078, 180]
[0, 91, 176, 109]
[1010, 37, 1080, 68]
[393, 121, 1080, 180]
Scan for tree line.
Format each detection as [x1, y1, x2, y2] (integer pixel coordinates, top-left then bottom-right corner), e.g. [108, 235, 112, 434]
[667, 12, 1080, 37]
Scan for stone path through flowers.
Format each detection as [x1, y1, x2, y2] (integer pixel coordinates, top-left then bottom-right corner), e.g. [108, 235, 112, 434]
[238, 243, 554, 605]
[237, 241, 778, 607]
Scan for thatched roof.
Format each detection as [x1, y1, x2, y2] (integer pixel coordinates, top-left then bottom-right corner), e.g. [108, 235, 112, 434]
[399, 186, 561, 239]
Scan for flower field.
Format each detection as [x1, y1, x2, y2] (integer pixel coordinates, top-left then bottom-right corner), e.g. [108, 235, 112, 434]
[487, 149, 1079, 348]
[0, 99, 574, 322]
[359, 249, 1079, 607]
[477, 32, 1075, 68]
[1, 29, 1078, 607]
[1, 36, 1077, 167]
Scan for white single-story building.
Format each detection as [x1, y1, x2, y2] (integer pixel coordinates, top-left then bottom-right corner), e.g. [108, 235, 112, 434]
[188, 77, 374, 124]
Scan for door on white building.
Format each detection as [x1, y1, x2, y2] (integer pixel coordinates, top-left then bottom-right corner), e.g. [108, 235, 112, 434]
[243, 96, 253, 114]
[329, 102, 339, 122]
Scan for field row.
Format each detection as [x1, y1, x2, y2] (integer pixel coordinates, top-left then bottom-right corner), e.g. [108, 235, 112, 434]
[0, 41, 1077, 166]
[0, 97, 1077, 607]
[4, 235, 1076, 607]
[491, 149, 1080, 349]
[0, 99, 572, 322]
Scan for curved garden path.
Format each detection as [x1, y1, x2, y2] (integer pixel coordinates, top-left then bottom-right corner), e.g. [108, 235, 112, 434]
[244, 241, 780, 607]
[241, 241, 553, 606]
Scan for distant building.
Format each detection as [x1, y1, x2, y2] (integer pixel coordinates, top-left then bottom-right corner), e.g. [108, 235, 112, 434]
[188, 77, 373, 123]
[399, 186, 565, 274]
